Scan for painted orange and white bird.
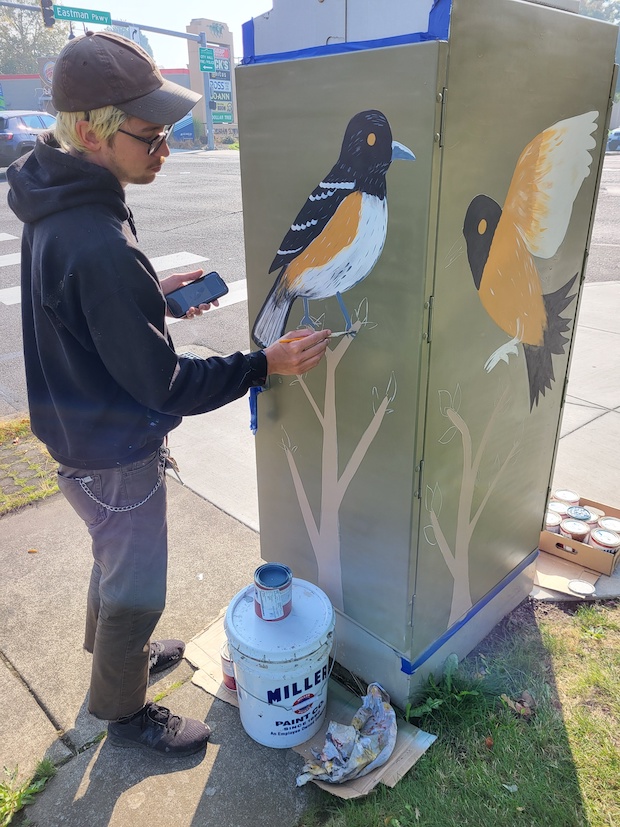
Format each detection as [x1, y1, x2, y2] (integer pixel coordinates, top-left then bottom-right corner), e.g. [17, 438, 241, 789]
[463, 111, 598, 409]
[251, 110, 415, 348]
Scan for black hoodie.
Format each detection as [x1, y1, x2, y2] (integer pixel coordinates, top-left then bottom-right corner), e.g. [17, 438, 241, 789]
[8, 134, 266, 468]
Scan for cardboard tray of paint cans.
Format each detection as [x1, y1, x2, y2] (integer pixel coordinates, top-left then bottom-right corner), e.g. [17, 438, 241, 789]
[540, 496, 620, 577]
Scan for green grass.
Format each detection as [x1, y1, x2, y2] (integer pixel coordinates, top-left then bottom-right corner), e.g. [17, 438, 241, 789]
[0, 760, 56, 826]
[0, 418, 58, 515]
[299, 599, 620, 827]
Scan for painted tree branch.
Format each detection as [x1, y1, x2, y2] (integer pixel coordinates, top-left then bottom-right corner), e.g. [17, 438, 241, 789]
[428, 388, 517, 628]
[430, 509, 456, 576]
[284, 446, 321, 550]
[337, 395, 390, 504]
[295, 376, 324, 426]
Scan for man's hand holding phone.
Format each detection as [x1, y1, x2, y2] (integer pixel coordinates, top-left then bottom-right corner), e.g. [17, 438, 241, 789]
[162, 269, 228, 318]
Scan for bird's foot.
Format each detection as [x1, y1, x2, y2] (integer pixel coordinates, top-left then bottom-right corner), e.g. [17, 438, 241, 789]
[484, 338, 520, 372]
[298, 301, 323, 331]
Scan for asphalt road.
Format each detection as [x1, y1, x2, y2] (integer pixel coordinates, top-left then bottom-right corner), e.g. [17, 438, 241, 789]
[0, 150, 618, 418]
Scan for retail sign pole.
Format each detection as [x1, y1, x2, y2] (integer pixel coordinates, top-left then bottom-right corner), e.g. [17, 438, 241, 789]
[199, 34, 215, 151]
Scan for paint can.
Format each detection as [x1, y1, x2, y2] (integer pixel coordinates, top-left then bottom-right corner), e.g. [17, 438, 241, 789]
[545, 512, 562, 534]
[553, 489, 580, 506]
[590, 528, 620, 554]
[597, 516, 620, 535]
[560, 519, 590, 544]
[254, 562, 293, 621]
[547, 500, 570, 518]
[566, 505, 592, 523]
[220, 642, 237, 692]
[225, 579, 335, 748]
[586, 507, 605, 527]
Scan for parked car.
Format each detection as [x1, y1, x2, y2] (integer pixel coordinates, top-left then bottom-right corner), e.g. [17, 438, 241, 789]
[608, 127, 620, 152]
[0, 110, 56, 167]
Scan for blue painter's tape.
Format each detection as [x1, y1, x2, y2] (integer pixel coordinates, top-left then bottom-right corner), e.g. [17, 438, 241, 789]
[242, 18, 255, 65]
[241, 0, 452, 66]
[249, 385, 264, 435]
[400, 548, 539, 676]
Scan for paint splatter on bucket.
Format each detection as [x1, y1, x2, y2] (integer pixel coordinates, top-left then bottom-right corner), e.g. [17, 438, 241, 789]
[254, 562, 293, 621]
[220, 641, 236, 692]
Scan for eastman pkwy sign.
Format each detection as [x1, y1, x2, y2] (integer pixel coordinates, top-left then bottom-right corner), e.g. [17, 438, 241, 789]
[53, 5, 112, 25]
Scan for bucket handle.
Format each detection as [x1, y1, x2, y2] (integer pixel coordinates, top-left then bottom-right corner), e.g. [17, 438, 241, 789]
[231, 637, 337, 712]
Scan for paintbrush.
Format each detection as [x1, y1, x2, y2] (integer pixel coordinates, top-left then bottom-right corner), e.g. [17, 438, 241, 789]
[280, 331, 351, 343]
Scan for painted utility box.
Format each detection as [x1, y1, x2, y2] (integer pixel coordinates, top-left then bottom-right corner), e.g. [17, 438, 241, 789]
[237, 0, 618, 706]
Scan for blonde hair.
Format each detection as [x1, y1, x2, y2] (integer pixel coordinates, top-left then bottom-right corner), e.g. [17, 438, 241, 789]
[54, 105, 128, 153]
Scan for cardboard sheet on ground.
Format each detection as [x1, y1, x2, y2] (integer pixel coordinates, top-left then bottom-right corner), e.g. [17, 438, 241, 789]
[185, 616, 436, 799]
[533, 551, 600, 597]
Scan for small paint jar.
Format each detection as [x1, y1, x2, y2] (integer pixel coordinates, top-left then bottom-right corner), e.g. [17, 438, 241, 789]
[254, 562, 293, 621]
[545, 512, 562, 534]
[590, 528, 620, 554]
[547, 501, 570, 518]
[553, 489, 580, 506]
[220, 642, 237, 692]
[560, 519, 590, 544]
[598, 516, 620, 535]
[566, 506, 592, 523]
[586, 506, 605, 527]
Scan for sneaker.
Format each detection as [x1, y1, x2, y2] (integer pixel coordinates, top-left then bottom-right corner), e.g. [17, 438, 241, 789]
[107, 702, 211, 756]
[149, 639, 185, 674]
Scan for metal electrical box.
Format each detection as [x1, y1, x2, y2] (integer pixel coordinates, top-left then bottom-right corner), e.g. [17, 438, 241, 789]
[237, 0, 617, 706]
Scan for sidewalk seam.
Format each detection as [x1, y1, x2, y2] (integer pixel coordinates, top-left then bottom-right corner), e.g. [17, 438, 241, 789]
[0, 648, 77, 756]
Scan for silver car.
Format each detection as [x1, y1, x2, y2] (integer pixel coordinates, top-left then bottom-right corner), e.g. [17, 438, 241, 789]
[0, 110, 56, 167]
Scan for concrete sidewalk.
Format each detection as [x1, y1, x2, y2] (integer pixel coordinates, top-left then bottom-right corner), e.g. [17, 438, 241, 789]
[1, 281, 619, 827]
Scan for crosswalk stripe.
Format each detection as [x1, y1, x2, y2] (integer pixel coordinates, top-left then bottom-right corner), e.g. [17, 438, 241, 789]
[0, 233, 18, 243]
[0, 253, 21, 268]
[151, 252, 208, 272]
[0, 286, 21, 305]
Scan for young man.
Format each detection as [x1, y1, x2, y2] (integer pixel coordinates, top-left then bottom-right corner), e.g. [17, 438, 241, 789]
[7, 32, 330, 758]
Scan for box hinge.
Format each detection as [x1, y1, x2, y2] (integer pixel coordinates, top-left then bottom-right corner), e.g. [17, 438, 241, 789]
[414, 459, 424, 498]
[437, 86, 447, 148]
[423, 296, 434, 344]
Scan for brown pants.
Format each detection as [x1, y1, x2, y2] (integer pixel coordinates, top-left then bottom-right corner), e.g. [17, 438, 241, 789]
[57, 448, 167, 721]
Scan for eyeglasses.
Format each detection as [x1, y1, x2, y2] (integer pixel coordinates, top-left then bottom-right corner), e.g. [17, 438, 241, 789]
[116, 124, 173, 155]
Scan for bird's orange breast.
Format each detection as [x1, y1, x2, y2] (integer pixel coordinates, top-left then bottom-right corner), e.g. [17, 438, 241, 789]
[479, 220, 547, 346]
[284, 191, 363, 289]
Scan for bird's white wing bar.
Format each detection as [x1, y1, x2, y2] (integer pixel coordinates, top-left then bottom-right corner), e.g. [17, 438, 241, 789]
[319, 180, 355, 189]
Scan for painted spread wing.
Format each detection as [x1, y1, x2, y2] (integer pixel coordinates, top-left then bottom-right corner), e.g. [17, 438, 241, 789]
[502, 111, 598, 259]
[269, 167, 356, 273]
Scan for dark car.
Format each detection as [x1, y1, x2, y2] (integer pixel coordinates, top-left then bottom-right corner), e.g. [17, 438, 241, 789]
[608, 128, 620, 152]
[0, 110, 56, 167]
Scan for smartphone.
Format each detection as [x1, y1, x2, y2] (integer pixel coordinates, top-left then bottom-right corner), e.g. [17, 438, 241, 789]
[165, 271, 229, 318]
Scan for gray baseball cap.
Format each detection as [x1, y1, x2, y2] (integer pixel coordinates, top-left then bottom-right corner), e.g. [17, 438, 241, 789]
[52, 31, 201, 123]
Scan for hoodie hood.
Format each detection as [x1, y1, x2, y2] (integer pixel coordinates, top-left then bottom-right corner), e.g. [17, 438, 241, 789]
[7, 132, 129, 226]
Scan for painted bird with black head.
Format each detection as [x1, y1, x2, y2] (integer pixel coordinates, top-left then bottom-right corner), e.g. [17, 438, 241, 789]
[252, 109, 415, 348]
[462, 111, 599, 409]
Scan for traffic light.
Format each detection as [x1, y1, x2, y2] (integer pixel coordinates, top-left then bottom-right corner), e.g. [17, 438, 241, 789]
[40, 0, 55, 28]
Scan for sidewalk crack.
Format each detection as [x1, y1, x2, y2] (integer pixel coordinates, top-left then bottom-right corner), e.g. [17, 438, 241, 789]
[0, 648, 77, 756]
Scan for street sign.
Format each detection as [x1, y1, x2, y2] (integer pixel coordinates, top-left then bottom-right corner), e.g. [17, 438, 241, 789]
[128, 26, 141, 45]
[52, 6, 112, 25]
[199, 47, 215, 73]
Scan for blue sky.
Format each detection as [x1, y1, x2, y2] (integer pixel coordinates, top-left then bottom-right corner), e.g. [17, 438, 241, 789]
[60, 0, 271, 66]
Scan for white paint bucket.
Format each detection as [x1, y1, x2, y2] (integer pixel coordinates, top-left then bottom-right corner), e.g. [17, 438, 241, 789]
[224, 578, 334, 748]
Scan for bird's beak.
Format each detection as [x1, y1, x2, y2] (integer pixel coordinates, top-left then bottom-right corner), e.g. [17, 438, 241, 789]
[391, 141, 416, 162]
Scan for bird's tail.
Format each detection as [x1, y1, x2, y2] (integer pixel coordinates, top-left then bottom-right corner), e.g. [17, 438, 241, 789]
[523, 274, 578, 409]
[252, 279, 294, 348]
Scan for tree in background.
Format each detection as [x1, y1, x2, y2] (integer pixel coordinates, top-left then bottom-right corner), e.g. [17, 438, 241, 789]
[580, 0, 620, 99]
[0, 0, 69, 74]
